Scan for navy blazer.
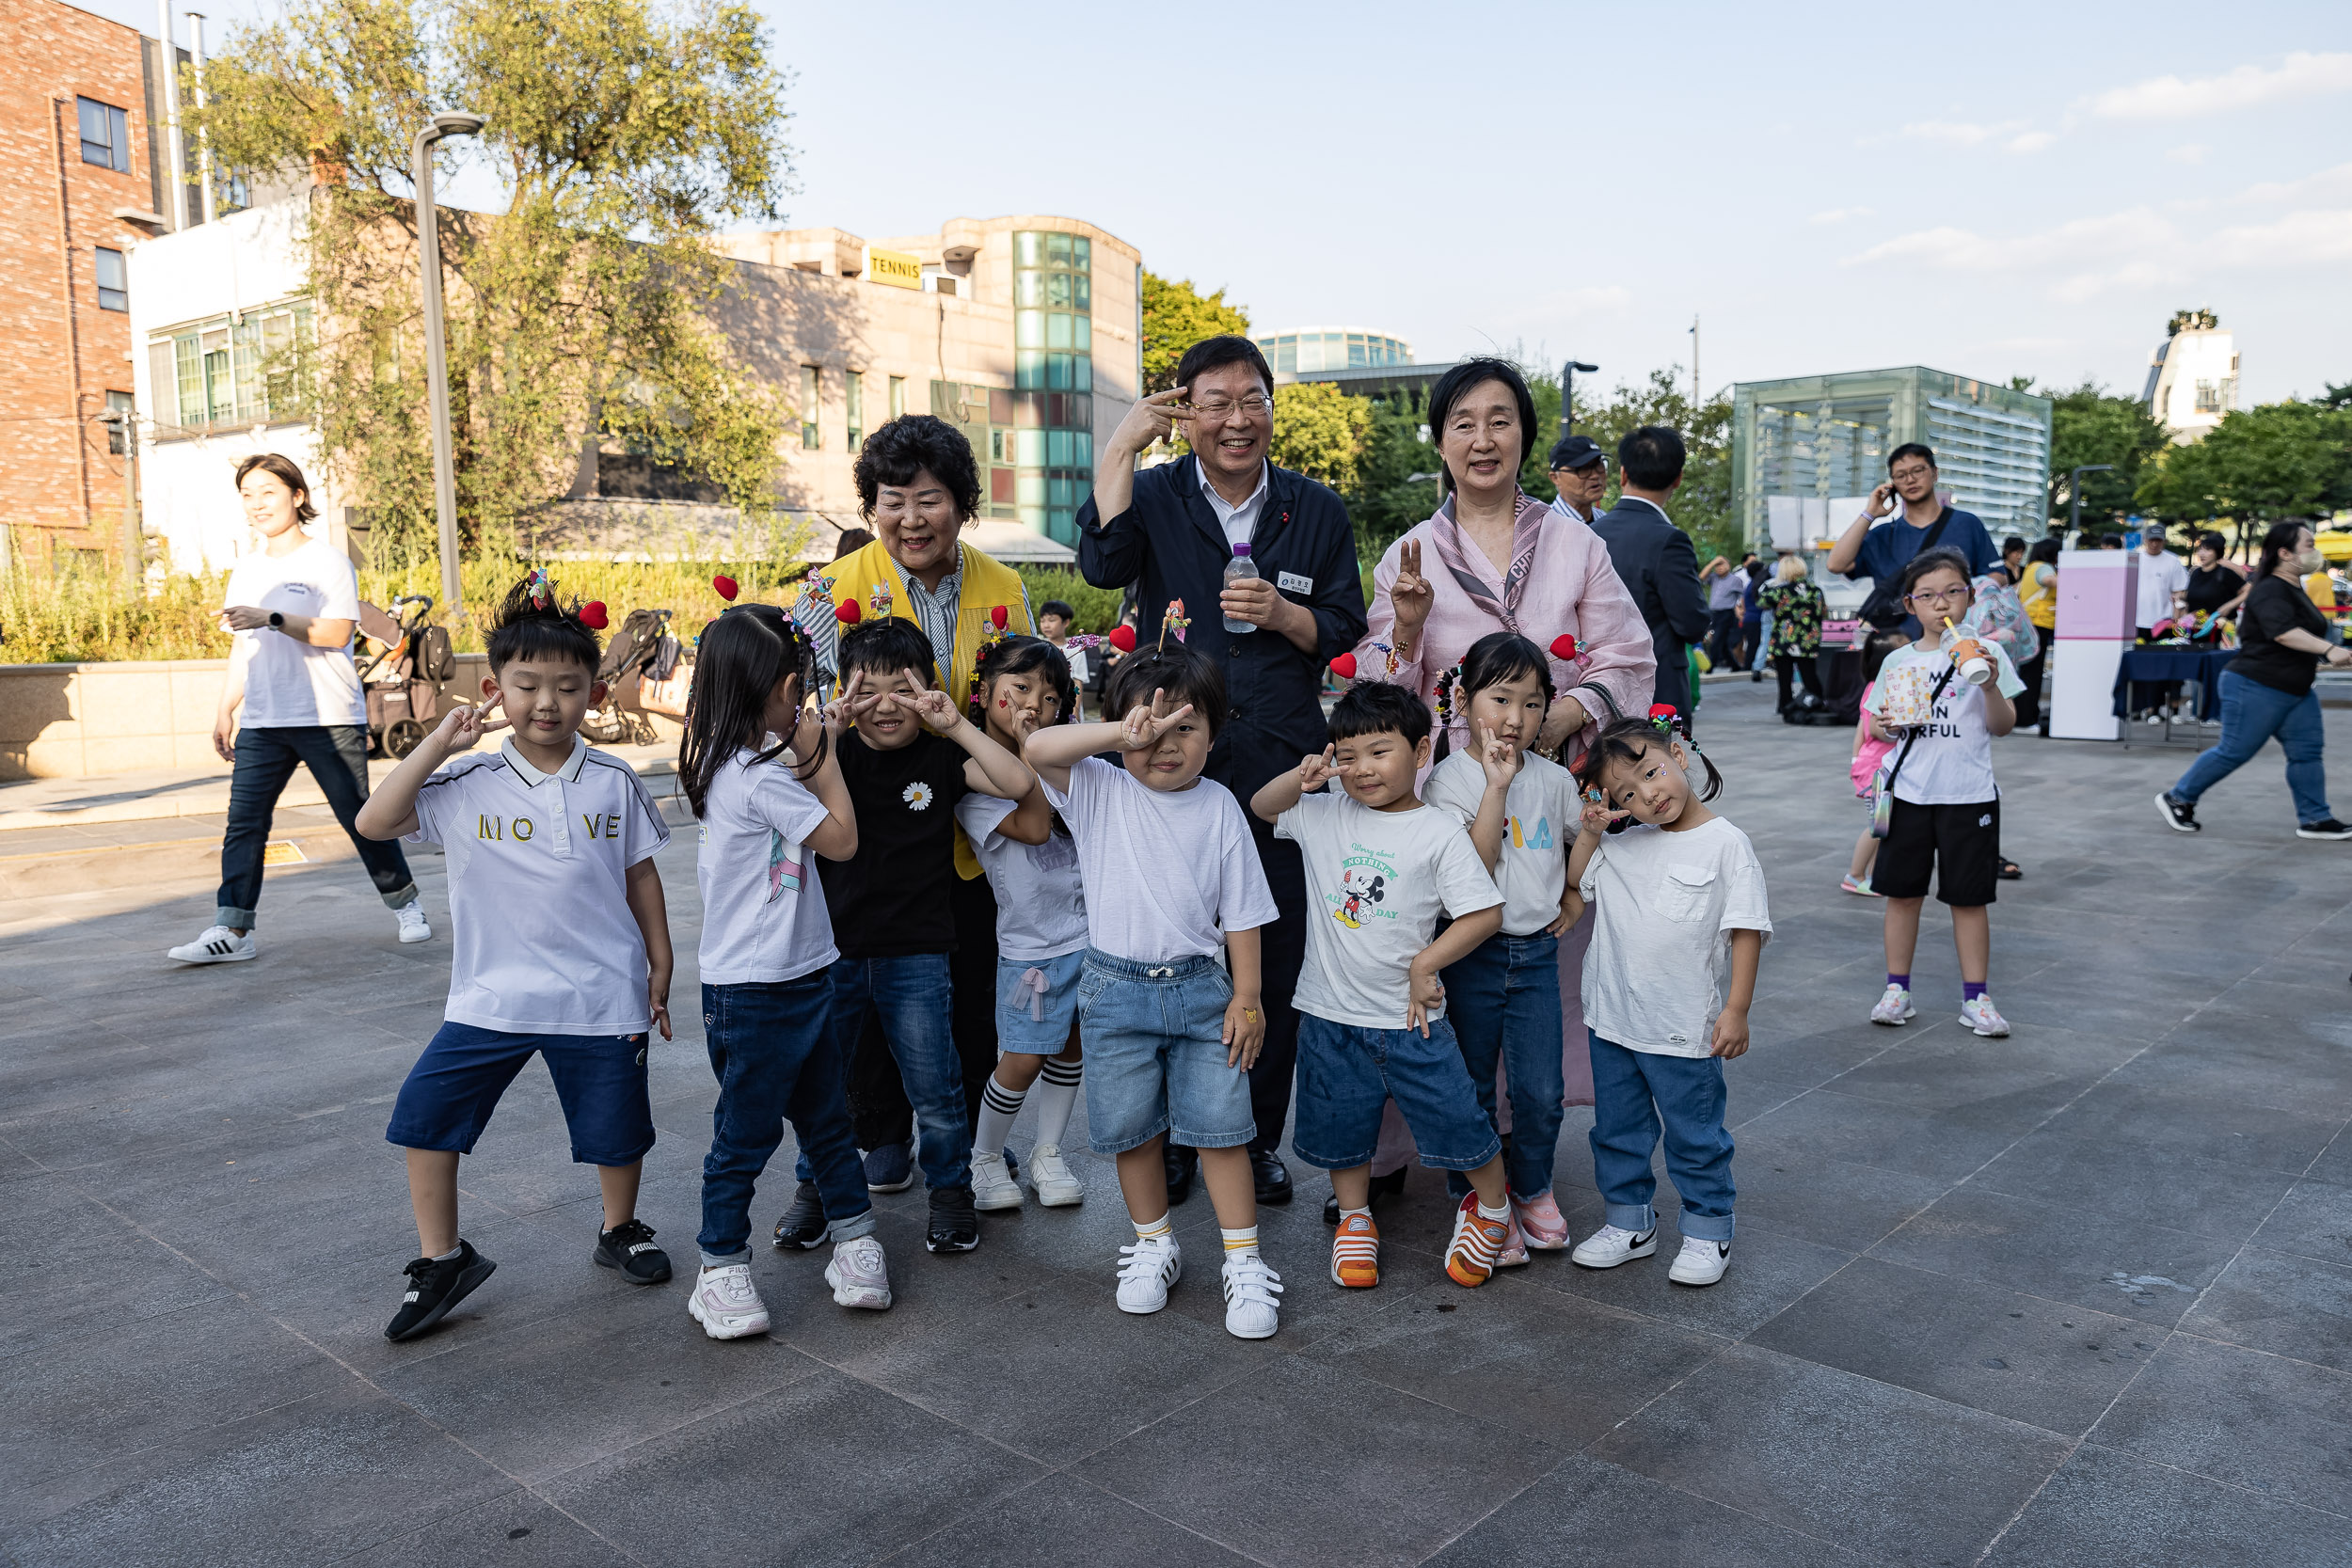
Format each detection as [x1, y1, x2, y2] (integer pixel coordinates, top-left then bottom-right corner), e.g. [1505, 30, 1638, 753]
[1591, 496, 1712, 717]
[1077, 455, 1368, 799]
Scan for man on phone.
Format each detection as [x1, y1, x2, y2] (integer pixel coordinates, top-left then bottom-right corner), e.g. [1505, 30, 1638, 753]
[1826, 443, 1998, 635]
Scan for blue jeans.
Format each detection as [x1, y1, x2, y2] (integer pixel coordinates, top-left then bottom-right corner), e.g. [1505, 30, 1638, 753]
[798, 955, 969, 1194]
[1441, 929, 1564, 1199]
[1587, 1032, 1734, 1242]
[699, 974, 873, 1264]
[1076, 952, 1253, 1155]
[1292, 1014, 1500, 1172]
[2169, 670, 2334, 826]
[218, 723, 417, 927]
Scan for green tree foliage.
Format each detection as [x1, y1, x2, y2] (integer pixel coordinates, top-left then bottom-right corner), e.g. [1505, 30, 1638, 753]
[194, 0, 796, 578]
[1569, 367, 1737, 562]
[1139, 271, 1250, 395]
[1268, 382, 1372, 493]
[2038, 380, 2168, 532]
[2137, 398, 2352, 527]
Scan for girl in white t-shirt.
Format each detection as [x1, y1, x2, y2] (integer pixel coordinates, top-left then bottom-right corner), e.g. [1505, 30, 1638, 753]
[676, 605, 882, 1338]
[956, 635, 1089, 1212]
[1567, 711, 1770, 1289]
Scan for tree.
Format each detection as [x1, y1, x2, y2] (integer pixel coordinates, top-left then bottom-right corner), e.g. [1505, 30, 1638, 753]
[1267, 382, 1371, 493]
[1575, 368, 1738, 562]
[195, 0, 795, 572]
[2137, 399, 2352, 529]
[1139, 271, 1248, 395]
[2040, 380, 2168, 534]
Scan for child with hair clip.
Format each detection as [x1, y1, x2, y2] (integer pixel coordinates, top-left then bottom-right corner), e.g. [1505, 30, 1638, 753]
[675, 603, 886, 1337]
[1567, 709, 1771, 1289]
[1420, 631, 1588, 1259]
[956, 633, 1089, 1211]
[1843, 631, 1905, 897]
[358, 573, 676, 1342]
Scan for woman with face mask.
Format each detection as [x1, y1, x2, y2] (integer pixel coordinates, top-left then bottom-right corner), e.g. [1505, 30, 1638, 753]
[2157, 521, 2352, 840]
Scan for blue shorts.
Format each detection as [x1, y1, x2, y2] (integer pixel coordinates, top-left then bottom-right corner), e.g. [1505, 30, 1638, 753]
[386, 1021, 656, 1167]
[995, 949, 1085, 1054]
[1076, 951, 1254, 1155]
[1291, 1013, 1502, 1172]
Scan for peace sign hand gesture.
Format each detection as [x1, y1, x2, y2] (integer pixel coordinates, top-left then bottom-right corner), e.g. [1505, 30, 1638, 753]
[898, 669, 968, 735]
[1391, 538, 1435, 647]
[435, 696, 510, 753]
[1477, 723, 1522, 792]
[1297, 744, 1339, 793]
[1118, 688, 1195, 752]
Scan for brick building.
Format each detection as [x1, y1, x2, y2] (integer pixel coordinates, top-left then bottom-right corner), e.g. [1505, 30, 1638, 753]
[0, 0, 190, 571]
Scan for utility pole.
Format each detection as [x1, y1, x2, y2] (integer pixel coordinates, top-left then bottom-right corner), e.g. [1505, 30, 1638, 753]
[1560, 359, 1597, 436]
[106, 411, 141, 596]
[1690, 315, 1700, 407]
[188, 11, 215, 223]
[411, 111, 486, 616]
[2069, 464, 2115, 541]
[156, 0, 184, 229]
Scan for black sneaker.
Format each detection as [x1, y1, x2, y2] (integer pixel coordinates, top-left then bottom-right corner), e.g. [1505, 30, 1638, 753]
[385, 1240, 496, 1342]
[2297, 819, 2352, 841]
[926, 1184, 980, 1253]
[772, 1180, 828, 1250]
[593, 1218, 673, 1283]
[2155, 792, 2201, 833]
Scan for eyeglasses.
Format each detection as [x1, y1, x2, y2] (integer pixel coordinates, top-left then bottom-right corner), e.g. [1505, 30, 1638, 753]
[1180, 395, 1273, 420]
[1906, 586, 1969, 605]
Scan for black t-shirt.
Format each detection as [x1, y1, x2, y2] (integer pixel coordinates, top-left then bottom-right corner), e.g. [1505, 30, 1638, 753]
[818, 729, 970, 958]
[2231, 575, 2328, 697]
[2185, 562, 2244, 615]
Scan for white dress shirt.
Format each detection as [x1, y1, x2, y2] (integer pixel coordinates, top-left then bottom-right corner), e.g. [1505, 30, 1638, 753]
[1200, 461, 1269, 548]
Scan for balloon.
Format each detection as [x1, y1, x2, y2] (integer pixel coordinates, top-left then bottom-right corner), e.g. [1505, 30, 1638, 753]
[1327, 653, 1358, 680]
[712, 575, 739, 602]
[577, 601, 609, 631]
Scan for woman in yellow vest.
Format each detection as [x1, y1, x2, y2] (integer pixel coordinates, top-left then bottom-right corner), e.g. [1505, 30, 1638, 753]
[790, 415, 1035, 1186]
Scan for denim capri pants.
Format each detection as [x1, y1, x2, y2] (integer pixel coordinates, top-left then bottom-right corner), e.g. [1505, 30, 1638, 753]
[995, 948, 1085, 1054]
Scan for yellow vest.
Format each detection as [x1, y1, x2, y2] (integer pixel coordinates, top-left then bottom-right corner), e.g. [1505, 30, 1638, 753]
[2020, 562, 2057, 630]
[831, 537, 1033, 879]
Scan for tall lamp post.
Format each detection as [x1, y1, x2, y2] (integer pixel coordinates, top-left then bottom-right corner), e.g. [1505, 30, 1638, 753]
[2068, 464, 2115, 542]
[1560, 360, 1597, 436]
[411, 111, 485, 616]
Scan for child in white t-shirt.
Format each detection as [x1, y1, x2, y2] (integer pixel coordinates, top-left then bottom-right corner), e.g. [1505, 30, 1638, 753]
[955, 635, 1089, 1212]
[1025, 642, 1283, 1339]
[1861, 549, 2024, 1037]
[358, 574, 677, 1343]
[1251, 682, 1512, 1291]
[675, 603, 883, 1338]
[1567, 711, 1771, 1290]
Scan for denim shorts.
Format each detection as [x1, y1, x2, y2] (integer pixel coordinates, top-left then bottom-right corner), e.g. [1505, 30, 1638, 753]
[386, 1021, 656, 1166]
[1076, 950, 1253, 1155]
[1292, 1013, 1503, 1172]
[995, 948, 1085, 1054]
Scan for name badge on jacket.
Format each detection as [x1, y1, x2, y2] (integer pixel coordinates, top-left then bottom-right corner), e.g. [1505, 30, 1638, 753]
[1277, 571, 1312, 594]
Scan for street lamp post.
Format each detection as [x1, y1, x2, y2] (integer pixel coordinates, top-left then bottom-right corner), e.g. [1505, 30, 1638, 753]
[411, 111, 485, 617]
[1560, 360, 1598, 436]
[2069, 464, 2116, 542]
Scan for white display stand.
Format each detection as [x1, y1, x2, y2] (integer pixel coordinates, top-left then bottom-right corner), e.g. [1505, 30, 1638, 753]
[2048, 550, 2138, 741]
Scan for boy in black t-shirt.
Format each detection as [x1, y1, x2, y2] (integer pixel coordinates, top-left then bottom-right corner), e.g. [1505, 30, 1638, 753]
[779, 620, 1038, 1253]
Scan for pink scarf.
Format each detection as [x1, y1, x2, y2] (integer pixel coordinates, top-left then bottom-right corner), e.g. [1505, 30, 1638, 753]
[1430, 490, 1549, 633]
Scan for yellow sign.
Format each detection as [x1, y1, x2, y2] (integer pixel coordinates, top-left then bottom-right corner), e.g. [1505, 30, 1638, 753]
[867, 248, 922, 291]
[261, 840, 307, 866]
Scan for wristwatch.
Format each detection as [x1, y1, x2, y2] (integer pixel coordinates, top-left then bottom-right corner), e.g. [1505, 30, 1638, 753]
[268, 611, 284, 628]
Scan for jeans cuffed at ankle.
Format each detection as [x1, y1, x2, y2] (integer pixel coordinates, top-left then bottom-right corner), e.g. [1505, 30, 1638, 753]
[826, 1210, 877, 1243]
[699, 1247, 751, 1269]
[215, 906, 258, 929]
[1606, 1201, 1658, 1233]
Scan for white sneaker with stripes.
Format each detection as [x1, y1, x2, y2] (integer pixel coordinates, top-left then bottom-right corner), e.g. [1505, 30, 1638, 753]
[167, 925, 256, 964]
[394, 900, 433, 943]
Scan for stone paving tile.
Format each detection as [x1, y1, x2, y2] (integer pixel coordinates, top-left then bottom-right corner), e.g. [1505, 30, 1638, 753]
[1968, 1124, 2300, 1242]
[2249, 1176, 2352, 1263]
[872, 1474, 1259, 1567]
[2090, 1334, 2352, 1516]
[334, 1493, 637, 1568]
[1979, 1441, 2352, 1568]
[2179, 1245, 2352, 1373]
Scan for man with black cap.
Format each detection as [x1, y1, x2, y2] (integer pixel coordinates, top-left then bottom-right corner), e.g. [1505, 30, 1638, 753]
[1548, 434, 1610, 524]
[1588, 424, 1712, 719]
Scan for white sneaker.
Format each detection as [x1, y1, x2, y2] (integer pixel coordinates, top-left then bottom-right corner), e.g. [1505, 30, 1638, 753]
[1869, 983, 1916, 1026]
[1220, 1251, 1283, 1339]
[1960, 995, 2011, 1037]
[1028, 1143, 1084, 1207]
[1667, 1236, 1731, 1287]
[969, 1148, 1024, 1212]
[1115, 1233, 1182, 1314]
[167, 925, 255, 965]
[394, 900, 433, 943]
[1570, 1222, 1658, 1269]
[686, 1262, 771, 1338]
[824, 1235, 893, 1309]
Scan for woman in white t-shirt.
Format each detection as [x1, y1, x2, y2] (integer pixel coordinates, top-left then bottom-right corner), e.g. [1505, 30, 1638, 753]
[167, 454, 429, 966]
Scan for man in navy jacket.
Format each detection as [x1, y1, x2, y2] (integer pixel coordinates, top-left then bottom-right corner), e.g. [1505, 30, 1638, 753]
[1077, 334, 1368, 1204]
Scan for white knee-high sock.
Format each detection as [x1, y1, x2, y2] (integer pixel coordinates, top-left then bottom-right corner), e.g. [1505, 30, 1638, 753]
[1030, 1056, 1083, 1148]
[973, 1071, 1025, 1154]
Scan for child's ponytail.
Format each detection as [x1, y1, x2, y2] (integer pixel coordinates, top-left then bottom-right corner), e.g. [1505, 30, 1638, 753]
[680, 604, 826, 818]
[1576, 706, 1724, 803]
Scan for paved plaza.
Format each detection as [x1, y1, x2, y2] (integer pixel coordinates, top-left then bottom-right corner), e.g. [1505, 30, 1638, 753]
[5, 678, 2350, 1568]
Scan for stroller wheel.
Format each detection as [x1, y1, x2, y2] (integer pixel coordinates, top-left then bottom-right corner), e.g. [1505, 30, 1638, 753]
[385, 719, 427, 759]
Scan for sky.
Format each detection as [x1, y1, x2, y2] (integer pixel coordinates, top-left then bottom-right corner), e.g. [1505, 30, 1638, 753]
[97, 0, 2351, 407]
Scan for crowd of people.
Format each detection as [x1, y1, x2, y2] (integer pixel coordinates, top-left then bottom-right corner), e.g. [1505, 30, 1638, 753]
[163, 332, 2348, 1353]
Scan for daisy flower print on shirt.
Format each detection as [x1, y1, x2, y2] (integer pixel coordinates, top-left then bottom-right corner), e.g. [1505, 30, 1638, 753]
[903, 781, 935, 811]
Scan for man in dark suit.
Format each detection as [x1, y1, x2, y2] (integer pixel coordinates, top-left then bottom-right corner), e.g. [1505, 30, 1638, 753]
[1588, 425, 1711, 720]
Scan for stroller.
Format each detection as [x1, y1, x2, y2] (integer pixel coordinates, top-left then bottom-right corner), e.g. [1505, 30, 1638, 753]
[357, 594, 454, 758]
[582, 606, 682, 745]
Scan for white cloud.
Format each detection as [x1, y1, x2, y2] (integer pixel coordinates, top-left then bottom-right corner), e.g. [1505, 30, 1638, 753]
[1809, 207, 1872, 225]
[1900, 119, 2027, 147]
[2234, 161, 2352, 205]
[2088, 51, 2352, 120]
[2166, 144, 2208, 166]
[2207, 209, 2352, 266]
[2006, 132, 2058, 154]
[1841, 200, 2352, 300]
[1843, 208, 2176, 274]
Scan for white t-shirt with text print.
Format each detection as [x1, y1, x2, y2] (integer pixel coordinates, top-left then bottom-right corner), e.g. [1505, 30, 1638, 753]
[1863, 642, 2025, 805]
[1422, 748, 1581, 936]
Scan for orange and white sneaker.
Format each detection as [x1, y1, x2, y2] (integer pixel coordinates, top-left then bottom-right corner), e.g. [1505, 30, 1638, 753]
[1330, 1212, 1380, 1288]
[1445, 1194, 1511, 1287]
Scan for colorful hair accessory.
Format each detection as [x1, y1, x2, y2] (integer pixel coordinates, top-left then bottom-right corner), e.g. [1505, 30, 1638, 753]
[1159, 598, 1190, 650]
[1550, 634, 1581, 661]
[1108, 624, 1137, 653]
[1648, 703, 1678, 722]
[1064, 633, 1105, 654]
[868, 583, 894, 621]
[835, 599, 862, 626]
[990, 604, 1009, 632]
[578, 600, 609, 631]
[1368, 640, 1401, 677]
[803, 571, 836, 600]
[523, 566, 554, 610]
[1327, 652, 1359, 681]
[1434, 661, 1464, 727]
[712, 574, 739, 602]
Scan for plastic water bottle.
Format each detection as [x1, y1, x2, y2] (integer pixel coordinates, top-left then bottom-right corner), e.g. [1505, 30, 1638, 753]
[1223, 542, 1260, 634]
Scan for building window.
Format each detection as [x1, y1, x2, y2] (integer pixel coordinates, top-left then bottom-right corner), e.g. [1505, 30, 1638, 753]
[847, 371, 865, 450]
[147, 300, 313, 434]
[77, 97, 130, 173]
[93, 247, 128, 312]
[888, 374, 905, 421]
[800, 365, 819, 450]
[105, 388, 133, 453]
[1013, 231, 1094, 545]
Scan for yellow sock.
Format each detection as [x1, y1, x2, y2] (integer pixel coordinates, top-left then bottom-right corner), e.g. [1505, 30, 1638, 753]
[1220, 1225, 1259, 1256]
[1134, 1214, 1172, 1243]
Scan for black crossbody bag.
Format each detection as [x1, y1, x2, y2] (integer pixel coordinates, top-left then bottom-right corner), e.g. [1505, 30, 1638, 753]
[1860, 508, 1955, 630]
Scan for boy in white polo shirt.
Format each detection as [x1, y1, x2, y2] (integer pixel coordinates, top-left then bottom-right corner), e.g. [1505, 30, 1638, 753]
[358, 575, 677, 1343]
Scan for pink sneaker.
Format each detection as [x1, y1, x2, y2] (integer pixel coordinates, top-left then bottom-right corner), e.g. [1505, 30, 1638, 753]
[1513, 1191, 1569, 1250]
[1495, 1208, 1531, 1268]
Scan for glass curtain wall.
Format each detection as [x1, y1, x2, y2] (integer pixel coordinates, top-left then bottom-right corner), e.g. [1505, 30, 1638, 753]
[1012, 230, 1092, 544]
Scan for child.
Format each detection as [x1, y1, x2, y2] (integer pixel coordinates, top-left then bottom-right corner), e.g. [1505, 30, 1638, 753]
[358, 575, 676, 1342]
[770, 618, 1038, 1255]
[955, 634, 1088, 1210]
[1249, 681, 1514, 1289]
[1422, 633, 1586, 1259]
[1843, 632, 1903, 897]
[677, 604, 888, 1338]
[1567, 711, 1770, 1288]
[1861, 547, 2024, 1037]
[1024, 641, 1283, 1339]
[1036, 599, 1089, 720]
